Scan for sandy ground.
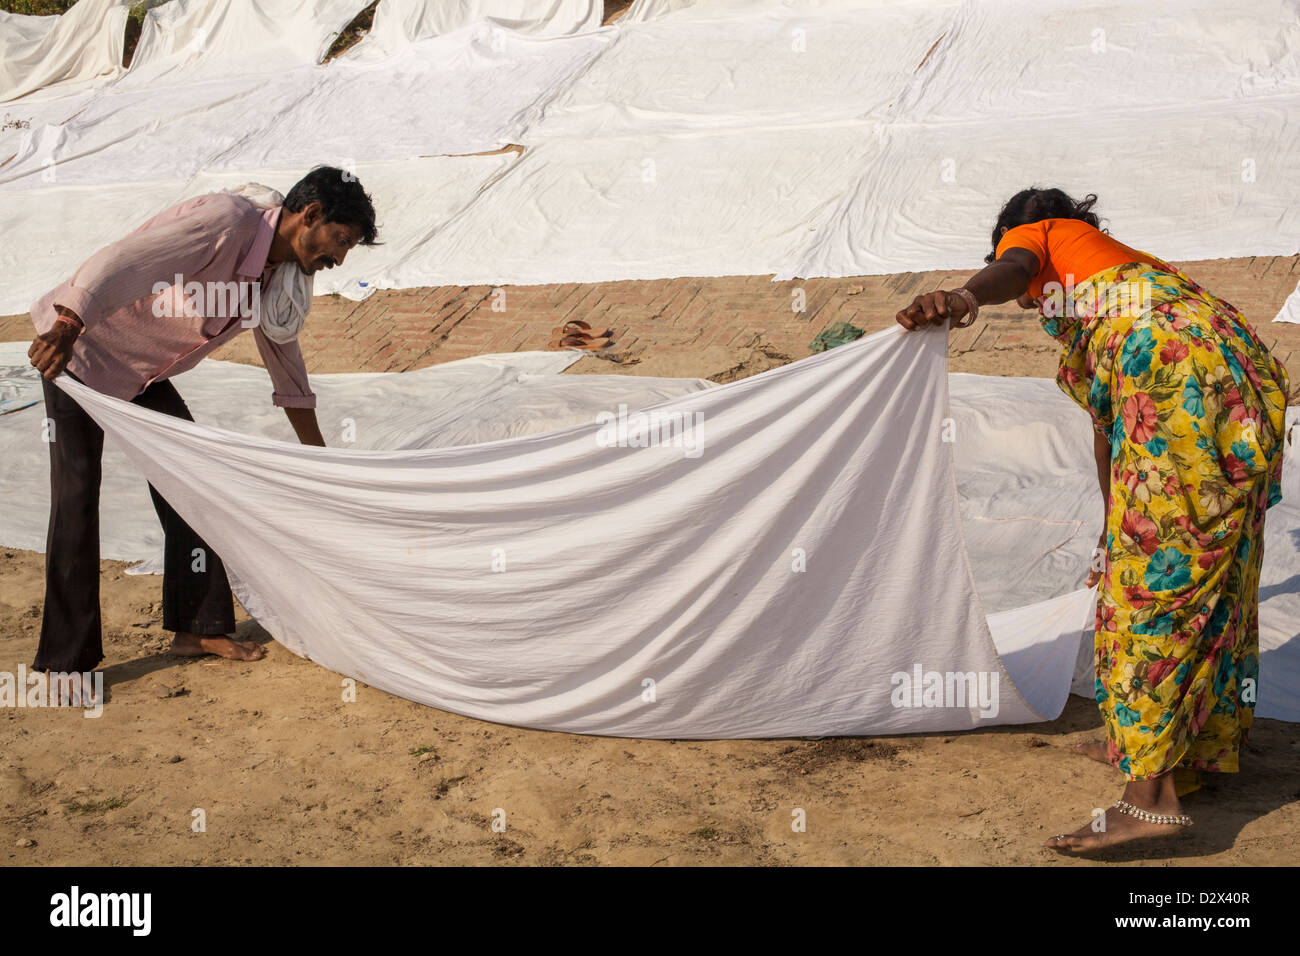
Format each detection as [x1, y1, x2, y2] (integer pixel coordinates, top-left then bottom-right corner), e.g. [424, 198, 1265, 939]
[2, 343, 1298, 867]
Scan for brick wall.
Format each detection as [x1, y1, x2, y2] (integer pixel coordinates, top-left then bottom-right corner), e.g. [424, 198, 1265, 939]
[4, 255, 1298, 398]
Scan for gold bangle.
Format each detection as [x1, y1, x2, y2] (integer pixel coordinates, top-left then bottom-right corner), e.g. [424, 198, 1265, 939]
[950, 288, 979, 327]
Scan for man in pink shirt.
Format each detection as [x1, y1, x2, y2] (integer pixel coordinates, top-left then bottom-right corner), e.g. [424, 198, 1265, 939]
[27, 165, 378, 671]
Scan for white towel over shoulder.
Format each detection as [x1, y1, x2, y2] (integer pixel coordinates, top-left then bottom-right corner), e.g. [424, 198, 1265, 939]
[221, 183, 313, 344]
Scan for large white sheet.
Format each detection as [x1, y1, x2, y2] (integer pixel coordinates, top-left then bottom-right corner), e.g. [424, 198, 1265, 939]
[0, 154, 516, 313]
[0, 71, 333, 188]
[5, 0, 1297, 304]
[404, 0, 1300, 287]
[381, 122, 882, 287]
[780, 96, 1300, 280]
[0, 1, 129, 169]
[775, 0, 1300, 278]
[0, 9, 609, 191]
[3, 336, 1295, 730]
[0, 341, 711, 560]
[528, 0, 956, 138]
[122, 0, 368, 86]
[44, 325, 1083, 737]
[213, 26, 612, 175]
[0, 0, 611, 177]
[0, 0, 360, 184]
[0, 0, 129, 103]
[362, 0, 604, 46]
[893, 0, 1300, 122]
[0, 9, 59, 58]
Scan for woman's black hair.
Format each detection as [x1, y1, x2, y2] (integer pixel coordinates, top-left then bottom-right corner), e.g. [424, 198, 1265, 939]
[986, 188, 1101, 263]
[283, 165, 381, 246]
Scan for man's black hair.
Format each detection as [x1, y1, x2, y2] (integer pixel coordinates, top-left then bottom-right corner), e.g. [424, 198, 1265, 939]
[283, 165, 380, 246]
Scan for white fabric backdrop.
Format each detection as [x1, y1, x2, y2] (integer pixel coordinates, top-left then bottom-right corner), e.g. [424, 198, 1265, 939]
[780, 96, 1300, 280]
[381, 123, 882, 287]
[0, 0, 129, 103]
[0, 154, 517, 313]
[3, 0, 1297, 304]
[364, 0, 604, 45]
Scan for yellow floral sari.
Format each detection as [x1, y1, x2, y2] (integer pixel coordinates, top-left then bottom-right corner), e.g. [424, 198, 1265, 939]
[1042, 262, 1289, 780]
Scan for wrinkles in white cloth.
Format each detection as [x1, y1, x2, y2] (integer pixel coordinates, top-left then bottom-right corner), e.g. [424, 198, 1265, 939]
[7, 328, 1292, 736]
[2, 0, 1296, 309]
[1, 337, 1295, 732]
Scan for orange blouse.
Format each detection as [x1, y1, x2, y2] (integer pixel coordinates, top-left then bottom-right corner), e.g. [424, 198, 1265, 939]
[994, 218, 1169, 299]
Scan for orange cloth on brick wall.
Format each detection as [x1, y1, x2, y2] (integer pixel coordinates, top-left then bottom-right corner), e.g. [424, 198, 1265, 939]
[994, 218, 1169, 299]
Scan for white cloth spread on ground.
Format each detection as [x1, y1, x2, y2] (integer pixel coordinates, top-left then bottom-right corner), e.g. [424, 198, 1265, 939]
[123, 0, 367, 85]
[3, 0, 1296, 307]
[1275, 280, 1300, 324]
[0, 1, 609, 191]
[364, 0, 603, 43]
[214, 25, 610, 175]
[0, 155, 517, 312]
[19, 327, 1296, 736]
[0, 0, 129, 103]
[370, 0, 1300, 288]
[0, 0, 609, 312]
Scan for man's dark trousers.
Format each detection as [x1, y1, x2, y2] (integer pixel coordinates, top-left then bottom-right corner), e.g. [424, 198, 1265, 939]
[35, 374, 236, 672]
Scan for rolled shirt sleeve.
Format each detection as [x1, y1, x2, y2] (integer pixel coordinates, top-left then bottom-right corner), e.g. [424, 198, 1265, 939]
[253, 326, 317, 408]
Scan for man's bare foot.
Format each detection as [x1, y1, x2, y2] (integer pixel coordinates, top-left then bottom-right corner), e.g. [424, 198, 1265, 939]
[1071, 739, 1113, 766]
[169, 633, 265, 661]
[1044, 777, 1191, 855]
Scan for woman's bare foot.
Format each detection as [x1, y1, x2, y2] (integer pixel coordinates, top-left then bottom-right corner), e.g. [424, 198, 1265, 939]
[1044, 777, 1191, 854]
[1071, 739, 1113, 766]
[169, 633, 265, 661]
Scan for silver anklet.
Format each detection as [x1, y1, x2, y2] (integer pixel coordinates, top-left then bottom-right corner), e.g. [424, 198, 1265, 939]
[1112, 799, 1193, 827]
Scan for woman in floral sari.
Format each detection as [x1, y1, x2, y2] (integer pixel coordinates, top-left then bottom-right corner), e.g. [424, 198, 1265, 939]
[896, 188, 1290, 853]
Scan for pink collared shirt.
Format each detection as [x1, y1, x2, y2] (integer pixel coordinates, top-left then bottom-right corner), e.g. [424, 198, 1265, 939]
[29, 192, 316, 408]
